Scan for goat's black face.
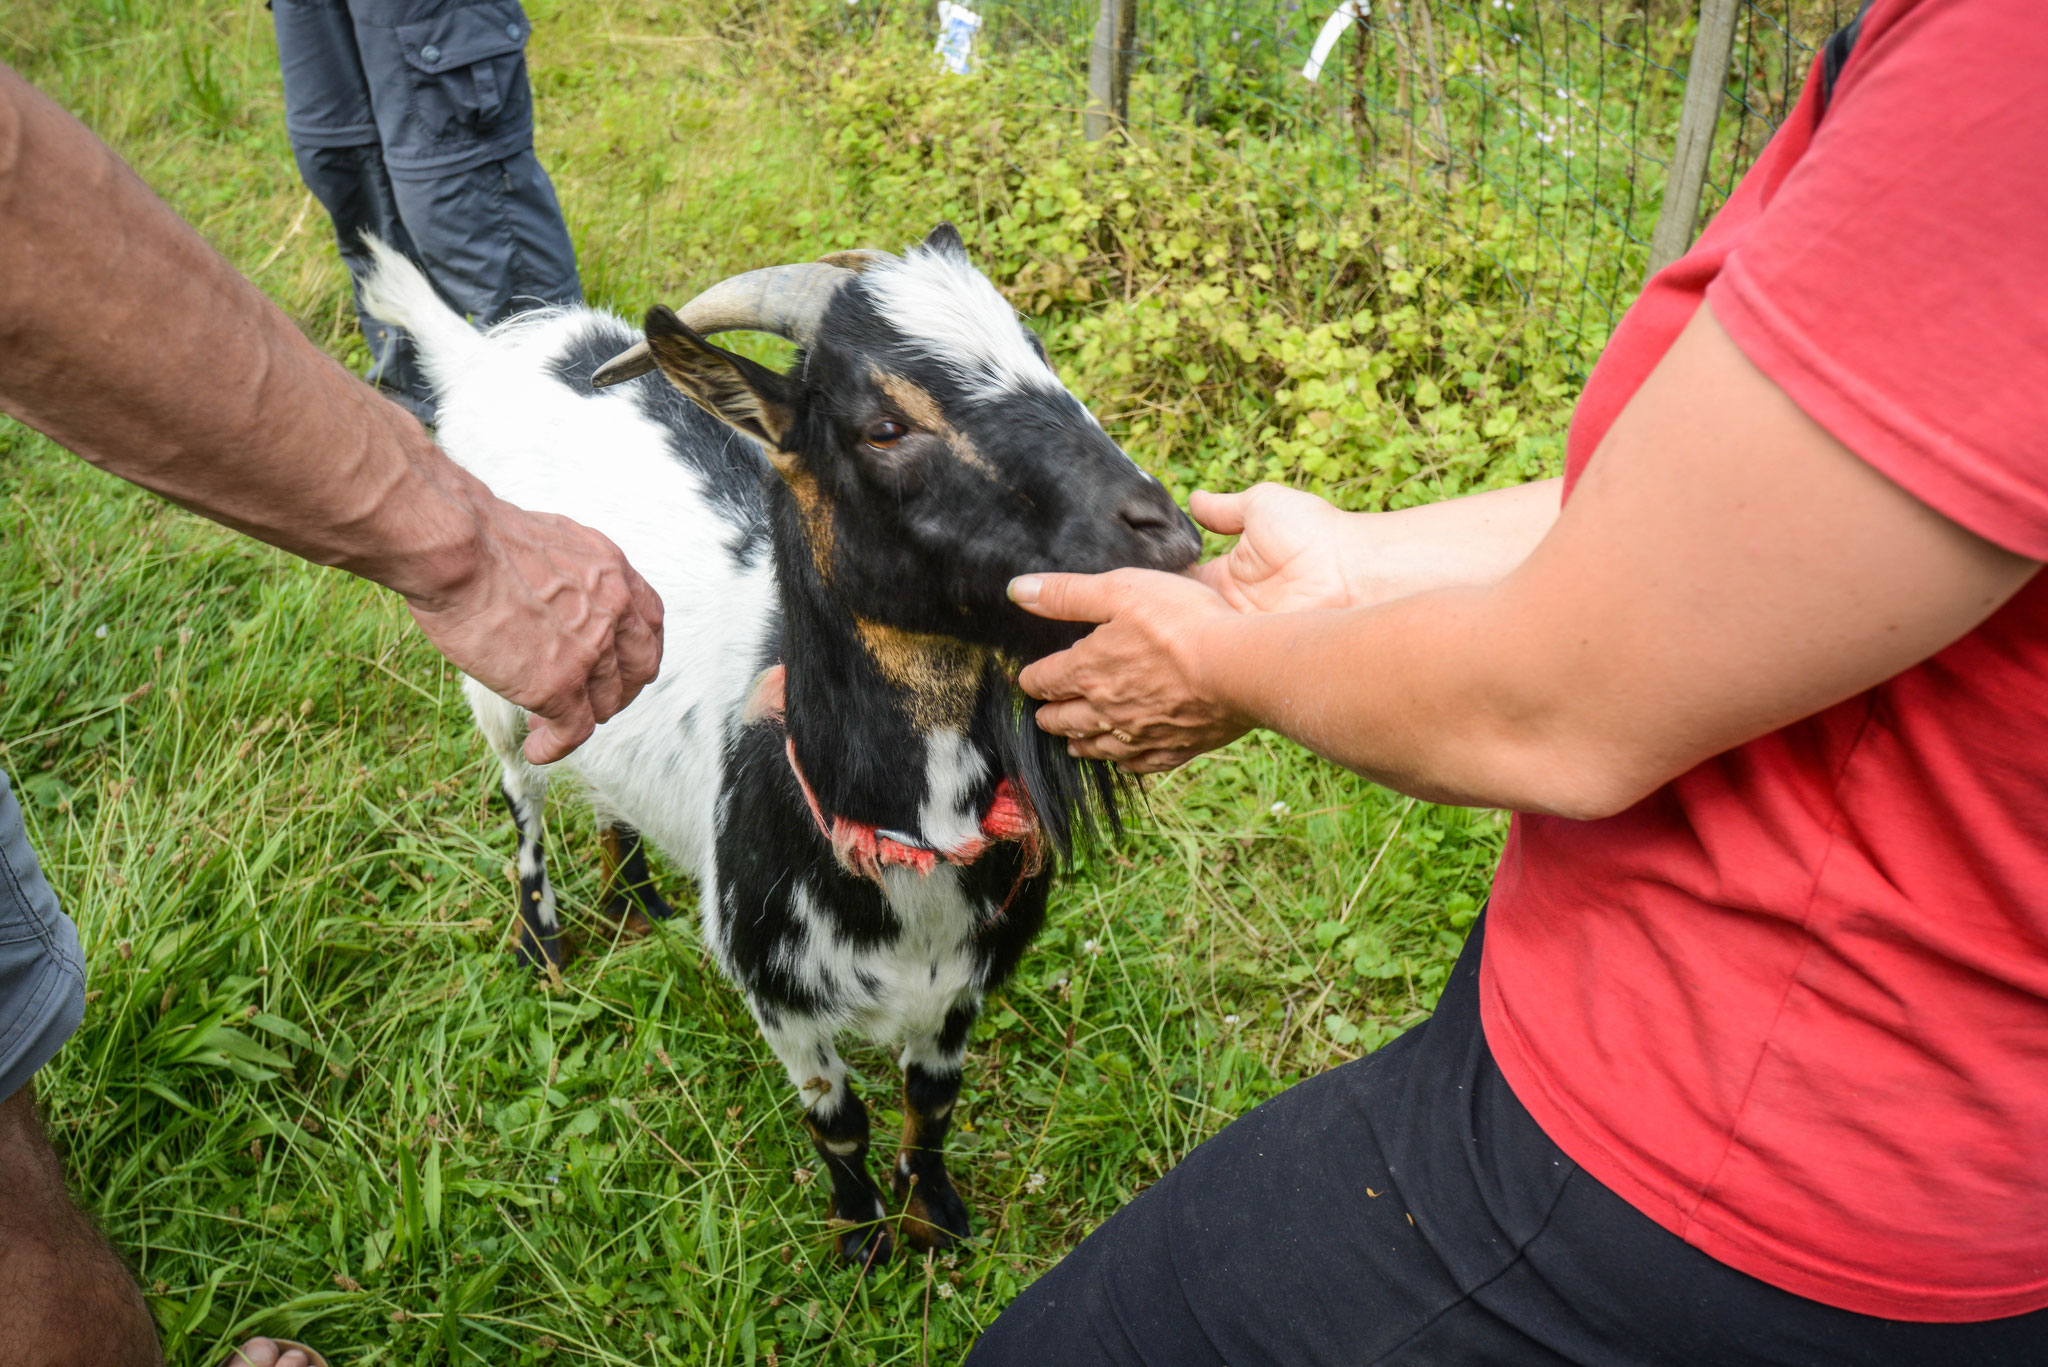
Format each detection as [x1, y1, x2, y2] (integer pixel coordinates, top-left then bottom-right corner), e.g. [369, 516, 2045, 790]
[647, 225, 1201, 661]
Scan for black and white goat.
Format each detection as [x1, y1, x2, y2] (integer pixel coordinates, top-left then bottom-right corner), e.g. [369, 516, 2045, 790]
[361, 226, 1197, 1268]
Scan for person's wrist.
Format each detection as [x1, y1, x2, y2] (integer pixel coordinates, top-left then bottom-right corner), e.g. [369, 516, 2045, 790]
[1184, 606, 1253, 733]
[1339, 506, 1451, 608]
[360, 435, 503, 613]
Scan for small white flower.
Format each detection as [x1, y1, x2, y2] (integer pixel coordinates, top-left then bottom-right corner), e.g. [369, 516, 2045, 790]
[1224, 1014, 1240, 1025]
[1024, 1171, 1047, 1194]
[937, 1282, 956, 1299]
[95, 625, 108, 639]
[1269, 800, 1291, 816]
[1083, 938, 1101, 957]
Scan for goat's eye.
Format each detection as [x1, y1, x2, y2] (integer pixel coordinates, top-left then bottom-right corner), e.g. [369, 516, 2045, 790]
[864, 420, 909, 449]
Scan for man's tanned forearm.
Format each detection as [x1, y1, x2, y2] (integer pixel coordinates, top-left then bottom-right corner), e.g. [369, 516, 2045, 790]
[0, 62, 665, 762]
[0, 62, 492, 608]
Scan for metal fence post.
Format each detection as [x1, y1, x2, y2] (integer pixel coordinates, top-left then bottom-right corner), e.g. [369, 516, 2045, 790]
[1086, 0, 1135, 141]
[1646, 0, 1740, 280]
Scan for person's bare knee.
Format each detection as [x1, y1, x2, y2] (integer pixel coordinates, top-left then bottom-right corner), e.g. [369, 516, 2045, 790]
[0, 1083, 163, 1367]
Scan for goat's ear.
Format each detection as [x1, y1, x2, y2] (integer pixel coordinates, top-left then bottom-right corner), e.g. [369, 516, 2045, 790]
[642, 306, 799, 451]
[922, 222, 967, 258]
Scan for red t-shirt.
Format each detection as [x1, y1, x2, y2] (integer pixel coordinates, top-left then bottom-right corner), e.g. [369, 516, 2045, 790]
[1481, 0, 2048, 1324]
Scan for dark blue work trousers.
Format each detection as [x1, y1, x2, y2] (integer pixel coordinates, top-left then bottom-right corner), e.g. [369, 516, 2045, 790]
[271, 0, 581, 415]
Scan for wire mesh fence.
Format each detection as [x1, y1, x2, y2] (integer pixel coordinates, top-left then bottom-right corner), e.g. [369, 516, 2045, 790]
[923, 0, 1852, 370]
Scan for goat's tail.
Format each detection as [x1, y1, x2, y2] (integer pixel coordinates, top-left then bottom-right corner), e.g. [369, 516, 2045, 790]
[356, 234, 486, 390]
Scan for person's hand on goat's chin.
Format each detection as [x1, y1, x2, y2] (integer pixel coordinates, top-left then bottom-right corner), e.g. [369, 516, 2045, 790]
[1011, 568, 1249, 773]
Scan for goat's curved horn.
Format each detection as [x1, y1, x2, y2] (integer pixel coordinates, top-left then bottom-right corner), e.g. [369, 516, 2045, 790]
[674, 261, 854, 344]
[591, 341, 657, 388]
[816, 248, 894, 273]
[590, 259, 862, 388]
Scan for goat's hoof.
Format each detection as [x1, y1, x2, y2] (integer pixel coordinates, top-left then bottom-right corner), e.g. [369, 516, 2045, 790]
[510, 927, 569, 976]
[832, 1220, 894, 1274]
[895, 1172, 972, 1251]
[598, 899, 665, 940]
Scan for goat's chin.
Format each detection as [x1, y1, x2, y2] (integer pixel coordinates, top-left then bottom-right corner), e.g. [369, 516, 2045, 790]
[1001, 614, 1096, 666]
[996, 554, 1199, 662]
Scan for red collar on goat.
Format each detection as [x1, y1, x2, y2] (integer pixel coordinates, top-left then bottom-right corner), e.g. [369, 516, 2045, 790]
[746, 664, 1044, 886]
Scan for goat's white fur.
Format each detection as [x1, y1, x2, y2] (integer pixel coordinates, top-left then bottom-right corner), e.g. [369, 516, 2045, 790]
[863, 241, 1063, 400]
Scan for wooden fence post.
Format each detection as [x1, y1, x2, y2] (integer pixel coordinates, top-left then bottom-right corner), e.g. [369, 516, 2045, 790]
[1086, 0, 1135, 141]
[1646, 0, 1739, 280]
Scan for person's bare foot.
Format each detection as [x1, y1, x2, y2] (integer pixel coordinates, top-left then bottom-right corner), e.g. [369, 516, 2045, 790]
[223, 1338, 326, 1367]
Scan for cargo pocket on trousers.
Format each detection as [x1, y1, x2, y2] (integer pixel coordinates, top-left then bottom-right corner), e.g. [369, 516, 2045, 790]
[394, 1, 533, 144]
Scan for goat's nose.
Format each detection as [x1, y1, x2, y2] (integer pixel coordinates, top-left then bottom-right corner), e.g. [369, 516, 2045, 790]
[1117, 492, 1177, 537]
[1117, 489, 1202, 569]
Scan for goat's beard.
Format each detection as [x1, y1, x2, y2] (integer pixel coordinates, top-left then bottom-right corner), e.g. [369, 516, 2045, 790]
[982, 678, 1131, 867]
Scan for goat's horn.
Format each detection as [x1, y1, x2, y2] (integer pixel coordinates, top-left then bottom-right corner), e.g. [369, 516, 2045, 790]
[590, 258, 870, 388]
[674, 261, 854, 345]
[816, 248, 894, 273]
[591, 341, 656, 387]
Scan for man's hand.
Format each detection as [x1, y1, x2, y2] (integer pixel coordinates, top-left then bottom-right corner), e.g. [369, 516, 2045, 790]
[405, 505, 664, 765]
[1011, 569, 1246, 773]
[1191, 484, 1359, 614]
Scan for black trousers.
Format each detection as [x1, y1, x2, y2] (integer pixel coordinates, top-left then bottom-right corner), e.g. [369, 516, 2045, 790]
[271, 0, 580, 416]
[970, 915, 2048, 1366]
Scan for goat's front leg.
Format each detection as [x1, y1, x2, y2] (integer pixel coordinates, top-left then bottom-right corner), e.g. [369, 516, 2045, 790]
[498, 774, 564, 974]
[894, 1008, 978, 1250]
[596, 822, 677, 933]
[759, 1011, 893, 1273]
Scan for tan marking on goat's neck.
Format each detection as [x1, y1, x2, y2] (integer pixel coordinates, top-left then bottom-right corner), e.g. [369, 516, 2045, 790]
[853, 619, 988, 732]
[870, 368, 997, 477]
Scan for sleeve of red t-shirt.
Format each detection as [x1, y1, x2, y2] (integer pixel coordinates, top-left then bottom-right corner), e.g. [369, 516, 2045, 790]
[1706, 0, 2048, 560]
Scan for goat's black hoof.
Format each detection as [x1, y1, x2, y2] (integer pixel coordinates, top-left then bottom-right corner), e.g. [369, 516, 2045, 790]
[598, 897, 671, 940]
[510, 922, 567, 976]
[897, 1178, 971, 1251]
[833, 1220, 894, 1274]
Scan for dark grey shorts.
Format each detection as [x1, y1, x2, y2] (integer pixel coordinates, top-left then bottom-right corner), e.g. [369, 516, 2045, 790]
[0, 770, 86, 1103]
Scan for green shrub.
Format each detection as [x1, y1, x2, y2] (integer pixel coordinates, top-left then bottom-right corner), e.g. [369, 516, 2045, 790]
[807, 20, 1588, 509]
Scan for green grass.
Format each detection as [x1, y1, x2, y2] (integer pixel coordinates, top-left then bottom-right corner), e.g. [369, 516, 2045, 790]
[3, 2, 1513, 1362]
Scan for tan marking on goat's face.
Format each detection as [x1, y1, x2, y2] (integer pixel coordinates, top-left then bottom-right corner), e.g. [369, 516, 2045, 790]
[869, 368, 997, 476]
[779, 465, 837, 581]
[854, 619, 987, 732]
